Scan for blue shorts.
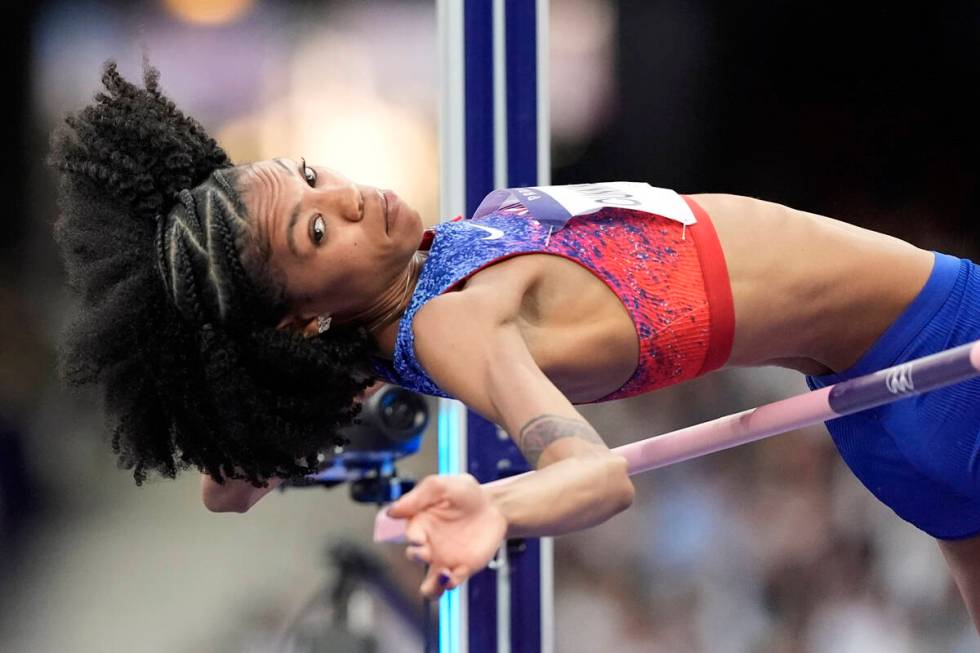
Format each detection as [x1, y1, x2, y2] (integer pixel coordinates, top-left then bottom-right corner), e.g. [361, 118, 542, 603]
[806, 252, 980, 540]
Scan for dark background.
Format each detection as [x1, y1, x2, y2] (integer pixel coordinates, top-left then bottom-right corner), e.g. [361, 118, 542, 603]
[555, 1, 979, 256]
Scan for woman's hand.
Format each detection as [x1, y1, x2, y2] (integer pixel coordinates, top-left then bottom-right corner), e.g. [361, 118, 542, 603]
[387, 474, 507, 599]
[201, 474, 282, 513]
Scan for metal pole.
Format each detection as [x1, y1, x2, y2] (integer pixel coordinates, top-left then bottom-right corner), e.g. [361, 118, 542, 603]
[436, 1, 552, 651]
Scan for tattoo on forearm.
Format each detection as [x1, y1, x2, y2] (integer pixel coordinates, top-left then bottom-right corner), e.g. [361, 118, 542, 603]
[518, 415, 604, 467]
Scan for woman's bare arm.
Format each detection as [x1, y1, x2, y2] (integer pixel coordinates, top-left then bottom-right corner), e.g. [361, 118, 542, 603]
[201, 474, 283, 513]
[410, 285, 635, 539]
[389, 285, 634, 597]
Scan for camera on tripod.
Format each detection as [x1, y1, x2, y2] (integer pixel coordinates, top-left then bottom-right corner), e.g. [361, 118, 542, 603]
[285, 384, 429, 505]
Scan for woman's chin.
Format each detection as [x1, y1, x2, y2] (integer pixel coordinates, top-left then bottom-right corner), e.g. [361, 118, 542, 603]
[403, 209, 425, 247]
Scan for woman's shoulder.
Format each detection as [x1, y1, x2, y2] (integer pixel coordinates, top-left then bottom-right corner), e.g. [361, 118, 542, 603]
[417, 257, 536, 326]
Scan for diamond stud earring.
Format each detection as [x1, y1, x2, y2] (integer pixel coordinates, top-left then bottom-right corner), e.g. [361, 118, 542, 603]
[317, 315, 332, 334]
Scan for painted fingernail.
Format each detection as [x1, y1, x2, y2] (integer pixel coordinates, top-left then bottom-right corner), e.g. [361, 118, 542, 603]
[438, 573, 451, 586]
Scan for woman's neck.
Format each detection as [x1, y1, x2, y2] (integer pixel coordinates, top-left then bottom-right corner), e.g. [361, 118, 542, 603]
[356, 250, 428, 359]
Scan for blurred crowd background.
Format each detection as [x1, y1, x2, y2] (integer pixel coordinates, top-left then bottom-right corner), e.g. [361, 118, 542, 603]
[1, 1, 979, 651]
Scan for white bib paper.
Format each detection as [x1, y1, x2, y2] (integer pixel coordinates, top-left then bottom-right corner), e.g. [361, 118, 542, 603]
[472, 182, 697, 228]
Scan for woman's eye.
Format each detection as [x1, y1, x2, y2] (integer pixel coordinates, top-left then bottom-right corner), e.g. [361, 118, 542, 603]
[301, 158, 317, 187]
[310, 214, 325, 244]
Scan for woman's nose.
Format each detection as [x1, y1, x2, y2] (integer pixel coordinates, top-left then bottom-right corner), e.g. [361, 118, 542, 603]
[318, 183, 364, 222]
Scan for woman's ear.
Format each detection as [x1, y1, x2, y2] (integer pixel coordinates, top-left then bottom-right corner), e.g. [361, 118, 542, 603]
[276, 314, 319, 337]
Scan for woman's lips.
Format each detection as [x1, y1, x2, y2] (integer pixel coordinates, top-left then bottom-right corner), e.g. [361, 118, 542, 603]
[381, 189, 399, 234]
[378, 188, 389, 234]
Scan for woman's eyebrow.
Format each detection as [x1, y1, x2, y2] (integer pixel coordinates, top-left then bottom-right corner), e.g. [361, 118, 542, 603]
[271, 158, 309, 258]
[286, 203, 306, 258]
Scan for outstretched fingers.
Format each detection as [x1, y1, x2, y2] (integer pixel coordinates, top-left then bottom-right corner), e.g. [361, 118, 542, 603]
[404, 520, 431, 565]
[420, 564, 469, 600]
[387, 475, 449, 519]
[406, 543, 432, 566]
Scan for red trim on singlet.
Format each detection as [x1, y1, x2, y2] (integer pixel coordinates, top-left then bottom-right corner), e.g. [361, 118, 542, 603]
[682, 195, 735, 374]
[419, 228, 436, 251]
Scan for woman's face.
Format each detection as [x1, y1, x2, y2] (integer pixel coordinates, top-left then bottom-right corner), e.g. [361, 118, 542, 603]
[239, 158, 424, 327]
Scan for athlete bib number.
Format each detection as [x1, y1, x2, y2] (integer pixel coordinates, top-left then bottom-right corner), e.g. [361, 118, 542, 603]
[472, 182, 697, 230]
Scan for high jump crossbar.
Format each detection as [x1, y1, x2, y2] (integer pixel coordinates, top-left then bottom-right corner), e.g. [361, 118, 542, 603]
[376, 339, 980, 543]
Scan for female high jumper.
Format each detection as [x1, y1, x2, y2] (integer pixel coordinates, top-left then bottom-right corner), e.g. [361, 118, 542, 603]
[51, 64, 980, 624]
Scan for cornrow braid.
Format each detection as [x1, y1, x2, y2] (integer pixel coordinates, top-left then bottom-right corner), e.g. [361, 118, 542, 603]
[51, 61, 376, 485]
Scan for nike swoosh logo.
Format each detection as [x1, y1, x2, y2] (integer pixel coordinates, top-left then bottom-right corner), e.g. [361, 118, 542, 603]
[461, 222, 504, 240]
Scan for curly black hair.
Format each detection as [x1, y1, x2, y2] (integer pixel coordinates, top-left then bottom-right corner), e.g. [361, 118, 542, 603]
[50, 61, 376, 485]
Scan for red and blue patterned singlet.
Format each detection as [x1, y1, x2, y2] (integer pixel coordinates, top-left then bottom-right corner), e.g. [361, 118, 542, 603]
[372, 195, 734, 403]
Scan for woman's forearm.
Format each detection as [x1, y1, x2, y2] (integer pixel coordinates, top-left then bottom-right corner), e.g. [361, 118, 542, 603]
[200, 474, 282, 513]
[485, 453, 634, 539]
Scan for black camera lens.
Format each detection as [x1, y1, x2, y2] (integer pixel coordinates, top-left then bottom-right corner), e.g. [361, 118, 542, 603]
[377, 387, 428, 437]
[336, 385, 429, 452]
[377, 386, 428, 440]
